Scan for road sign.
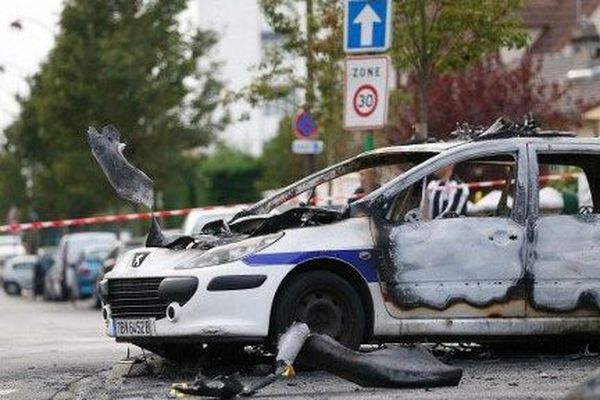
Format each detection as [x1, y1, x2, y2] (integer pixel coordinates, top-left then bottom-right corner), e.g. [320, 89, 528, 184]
[344, 0, 392, 54]
[291, 139, 324, 155]
[293, 110, 318, 139]
[344, 55, 390, 130]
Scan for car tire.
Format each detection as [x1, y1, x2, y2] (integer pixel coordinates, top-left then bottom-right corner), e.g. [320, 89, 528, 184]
[3, 282, 21, 296]
[271, 270, 366, 350]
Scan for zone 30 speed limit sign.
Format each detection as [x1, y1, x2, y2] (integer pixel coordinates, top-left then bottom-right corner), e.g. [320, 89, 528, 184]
[344, 55, 390, 130]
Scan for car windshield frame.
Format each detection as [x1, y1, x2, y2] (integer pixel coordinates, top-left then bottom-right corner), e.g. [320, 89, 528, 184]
[235, 142, 460, 219]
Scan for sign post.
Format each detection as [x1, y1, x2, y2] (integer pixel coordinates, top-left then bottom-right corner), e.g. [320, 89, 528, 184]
[341, 0, 394, 202]
[343, 0, 392, 153]
[291, 110, 323, 155]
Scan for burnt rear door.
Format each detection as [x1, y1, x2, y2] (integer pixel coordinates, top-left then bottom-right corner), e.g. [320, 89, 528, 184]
[528, 144, 600, 317]
[371, 144, 528, 318]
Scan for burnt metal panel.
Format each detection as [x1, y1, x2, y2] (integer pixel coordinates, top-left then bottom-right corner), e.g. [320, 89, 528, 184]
[379, 218, 525, 314]
[530, 215, 600, 313]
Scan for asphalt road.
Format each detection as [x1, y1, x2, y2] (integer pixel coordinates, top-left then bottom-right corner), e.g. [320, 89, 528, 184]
[0, 289, 599, 399]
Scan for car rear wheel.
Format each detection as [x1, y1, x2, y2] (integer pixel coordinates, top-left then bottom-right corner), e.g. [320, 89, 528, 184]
[271, 270, 366, 349]
[3, 282, 21, 296]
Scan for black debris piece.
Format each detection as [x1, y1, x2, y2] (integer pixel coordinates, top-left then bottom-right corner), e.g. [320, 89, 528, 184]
[298, 334, 463, 388]
[169, 323, 463, 398]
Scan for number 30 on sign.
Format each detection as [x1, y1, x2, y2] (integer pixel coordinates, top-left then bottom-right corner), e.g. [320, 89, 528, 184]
[344, 55, 390, 130]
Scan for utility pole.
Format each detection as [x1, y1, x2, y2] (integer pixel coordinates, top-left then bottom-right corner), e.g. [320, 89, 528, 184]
[304, 0, 317, 176]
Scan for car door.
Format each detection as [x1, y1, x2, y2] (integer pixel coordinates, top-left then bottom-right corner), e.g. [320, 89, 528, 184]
[14, 262, 34, 290]
[527, 143, 600, 317]
[370, 143, 528, 318]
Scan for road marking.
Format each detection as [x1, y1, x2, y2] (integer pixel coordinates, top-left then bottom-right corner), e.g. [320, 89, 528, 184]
[0, 389, 17, 395]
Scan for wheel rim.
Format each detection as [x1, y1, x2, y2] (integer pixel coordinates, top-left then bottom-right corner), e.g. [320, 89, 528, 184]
[291, 288, 351, 342]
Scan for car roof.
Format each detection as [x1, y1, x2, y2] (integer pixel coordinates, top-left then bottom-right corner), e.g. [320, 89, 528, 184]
[0, 235, 22, 245]
[360, 136, 600, 156]
[362, 141, 463, 155]
[6, 255, 37, 265]
[82, 243, 117, 254]
[238, 135, 600, 217]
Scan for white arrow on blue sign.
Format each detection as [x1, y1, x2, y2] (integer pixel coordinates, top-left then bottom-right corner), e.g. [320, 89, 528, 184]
[344, 0, 392, 54]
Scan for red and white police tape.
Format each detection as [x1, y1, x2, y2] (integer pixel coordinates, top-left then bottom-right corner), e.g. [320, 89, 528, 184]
[0, 204, 244, 234]
[0, 172, 582, 234]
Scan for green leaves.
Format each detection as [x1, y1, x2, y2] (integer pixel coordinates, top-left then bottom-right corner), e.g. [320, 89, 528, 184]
[200, 145, 262, 205]
[3, 0, 226, 218]
[393, 0, 527, 74]
[391, 0, 527, 137]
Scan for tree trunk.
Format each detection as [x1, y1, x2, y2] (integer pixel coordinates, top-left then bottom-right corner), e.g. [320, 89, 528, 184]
[417, 71, 429, 140]
[304, 0, 316, 175]
[416, 0, 429, 141]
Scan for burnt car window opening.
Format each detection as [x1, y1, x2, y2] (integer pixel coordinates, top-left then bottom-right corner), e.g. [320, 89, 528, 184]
[276, 164, 408, 212]
[385, 154, 518, 223]
[536, 153, 600, 215]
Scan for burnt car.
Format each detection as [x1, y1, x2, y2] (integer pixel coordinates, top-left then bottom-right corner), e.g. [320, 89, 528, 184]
[100, 121, 600, 355]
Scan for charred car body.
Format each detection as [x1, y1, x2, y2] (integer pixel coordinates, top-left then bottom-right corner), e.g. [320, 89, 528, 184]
[97, 120, 600, 353]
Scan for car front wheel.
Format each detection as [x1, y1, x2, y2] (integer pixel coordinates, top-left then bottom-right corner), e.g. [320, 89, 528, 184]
[3, 282, 21, 296]
[271, 270, 366, 349]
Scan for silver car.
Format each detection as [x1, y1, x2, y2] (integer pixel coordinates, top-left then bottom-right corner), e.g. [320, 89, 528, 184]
[3, 255, 38, 296]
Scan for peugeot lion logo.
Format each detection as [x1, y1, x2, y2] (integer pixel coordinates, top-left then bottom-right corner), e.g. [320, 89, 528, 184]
[131, 252, 150, 268]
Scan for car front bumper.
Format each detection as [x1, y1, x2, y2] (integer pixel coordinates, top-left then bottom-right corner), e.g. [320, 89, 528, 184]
[103, 261, 293, 342]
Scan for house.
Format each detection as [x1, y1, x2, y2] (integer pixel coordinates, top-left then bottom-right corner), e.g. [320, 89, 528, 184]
[520, 0, 600, 135]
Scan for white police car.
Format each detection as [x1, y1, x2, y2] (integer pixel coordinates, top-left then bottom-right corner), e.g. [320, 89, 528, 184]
[100, 123, 600, 356]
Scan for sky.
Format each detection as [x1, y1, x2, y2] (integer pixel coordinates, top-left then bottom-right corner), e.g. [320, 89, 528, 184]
[0, 0, 63, 133]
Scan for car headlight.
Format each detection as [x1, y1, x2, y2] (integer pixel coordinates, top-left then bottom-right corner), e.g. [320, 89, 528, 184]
[176, 232, 284, 269]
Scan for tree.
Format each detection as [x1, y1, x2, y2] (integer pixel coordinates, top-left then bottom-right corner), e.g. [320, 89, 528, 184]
[200, 145, 261, 205]
[242, 0, 353, 171]
[0, 151, 27, 223]
[257, 115, 307, 192]
[389, 56, 589, 143]
[392, 0, 527, 139]
[3, 0, 226, 219]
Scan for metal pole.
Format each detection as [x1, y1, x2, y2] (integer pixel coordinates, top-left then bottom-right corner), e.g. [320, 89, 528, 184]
[305, 0, 317, 175]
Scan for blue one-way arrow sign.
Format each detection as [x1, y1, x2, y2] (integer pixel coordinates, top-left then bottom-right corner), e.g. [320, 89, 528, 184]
[344, 0, 391, 53]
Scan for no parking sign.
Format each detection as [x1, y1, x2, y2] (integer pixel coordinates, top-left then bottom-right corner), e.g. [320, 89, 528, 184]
[344, 55, 390, 130]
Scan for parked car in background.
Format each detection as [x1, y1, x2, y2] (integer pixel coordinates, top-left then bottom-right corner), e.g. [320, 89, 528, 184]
[44, 232, 118, 301]
[3, 255, 38, 295]
[182, 207, 245, 236]
[73, 244, 116, 299]
[0, 235, 26, 279]
[34, 247, 57, 298]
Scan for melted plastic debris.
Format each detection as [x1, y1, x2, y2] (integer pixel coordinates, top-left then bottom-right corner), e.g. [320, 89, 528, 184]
[169, 323, 462, 398]
[86, 125, 154, 208]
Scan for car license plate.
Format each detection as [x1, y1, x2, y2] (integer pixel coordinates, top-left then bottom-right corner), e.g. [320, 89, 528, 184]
[112, 318, 155, 337]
